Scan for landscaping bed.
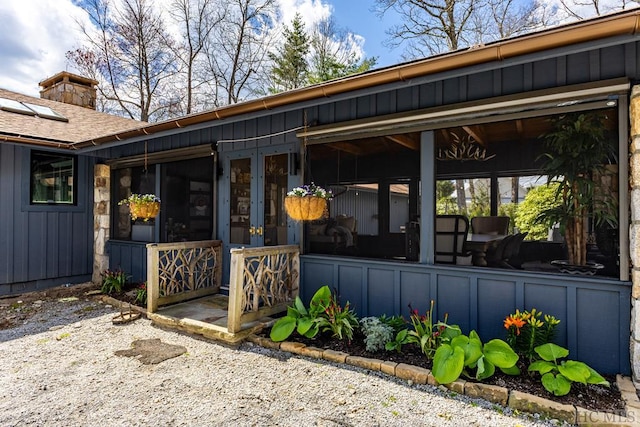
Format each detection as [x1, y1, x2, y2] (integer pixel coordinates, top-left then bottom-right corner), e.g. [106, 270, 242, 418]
[278, 330, 624, 414]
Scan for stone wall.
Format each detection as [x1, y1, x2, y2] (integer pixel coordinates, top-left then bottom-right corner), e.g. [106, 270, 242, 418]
[93, 164, 110, 284]
[630, 86, 640, 384]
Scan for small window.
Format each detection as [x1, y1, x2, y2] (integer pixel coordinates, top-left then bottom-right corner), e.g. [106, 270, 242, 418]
[31, 151, 76, 204]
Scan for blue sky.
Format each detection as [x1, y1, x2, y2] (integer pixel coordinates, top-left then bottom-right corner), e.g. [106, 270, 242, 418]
[0, 0, 404, 98]
[329, 0, 402, 67]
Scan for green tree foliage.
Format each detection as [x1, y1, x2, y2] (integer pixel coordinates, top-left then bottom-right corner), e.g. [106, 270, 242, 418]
[436, 180, 459, 214]
[498, 203, 518, 234]
[307, 18, 377, 84]
[268, 13, 310, 93]
[515, 182, 561, 241]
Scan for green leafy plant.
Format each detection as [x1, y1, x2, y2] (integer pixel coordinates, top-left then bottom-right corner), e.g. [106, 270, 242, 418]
[379, 314, 408, 334]
[406, 300, 450, 360]
[432, 329, 520, 384]
[317, 290, 359, 341]
[385, 329, 411, 353]
[100, 269, 128, 294]
[504, 308, 560, 363]
[538, 112, 617, 266]
[270, 286, 331, 342]
[360, 317, 394, 352]
[528, 343, 610, 396]
[135, 282, 147, 305]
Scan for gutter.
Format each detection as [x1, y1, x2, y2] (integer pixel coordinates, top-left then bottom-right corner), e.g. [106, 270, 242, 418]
[61, 10, 640, 150]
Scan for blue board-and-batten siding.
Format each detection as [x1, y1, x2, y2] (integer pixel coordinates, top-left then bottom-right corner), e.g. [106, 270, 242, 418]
[0, 145, 94, 295]
[106, 240, 147, 284]
[300, 255, 631, 376]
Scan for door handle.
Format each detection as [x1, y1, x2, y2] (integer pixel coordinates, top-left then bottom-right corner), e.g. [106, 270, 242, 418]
[249, 226, 256, 235]
[257, 226, 263, 236]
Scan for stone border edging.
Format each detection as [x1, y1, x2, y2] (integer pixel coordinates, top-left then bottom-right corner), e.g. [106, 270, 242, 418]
[248, 335, 638, 426]
[97, 295, 148, 316]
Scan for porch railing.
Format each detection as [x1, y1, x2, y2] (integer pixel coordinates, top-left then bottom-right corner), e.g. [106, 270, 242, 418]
[146, 240, 223, 312]
[227, 245, 300, 333]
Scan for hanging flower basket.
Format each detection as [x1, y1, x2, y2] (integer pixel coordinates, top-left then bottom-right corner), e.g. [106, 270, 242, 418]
[119, 194, 161, 222]
[285, 183, 332, 221]
[285, 196, 327, 221]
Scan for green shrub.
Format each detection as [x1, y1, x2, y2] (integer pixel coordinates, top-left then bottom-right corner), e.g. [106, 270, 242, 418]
[515, 182, 561, 240]
[379, 314, 408, 334]
[360, 317, 394, 352]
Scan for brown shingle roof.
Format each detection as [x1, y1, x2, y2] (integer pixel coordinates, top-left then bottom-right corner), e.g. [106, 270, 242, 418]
[0, 88, 142, 147]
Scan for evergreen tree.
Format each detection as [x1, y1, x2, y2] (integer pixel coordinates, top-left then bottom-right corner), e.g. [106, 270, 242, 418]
[308, 17, 377, 84]
[269, 13, 310, 93]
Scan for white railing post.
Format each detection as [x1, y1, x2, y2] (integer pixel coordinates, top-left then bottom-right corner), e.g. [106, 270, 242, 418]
[227, 247, 246, 333]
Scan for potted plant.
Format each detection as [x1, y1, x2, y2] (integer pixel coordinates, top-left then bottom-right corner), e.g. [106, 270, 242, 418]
[118, 193, 161, 221]
[538, 111, 617, 272]
[284, 183, 332, 221]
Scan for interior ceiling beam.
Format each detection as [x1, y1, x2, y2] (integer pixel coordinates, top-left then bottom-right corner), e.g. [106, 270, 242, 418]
[384, 134, 419, 150]
[328, 141, 365, 156]
[462, 125, 486, 146]
[515, 119, 524, 139]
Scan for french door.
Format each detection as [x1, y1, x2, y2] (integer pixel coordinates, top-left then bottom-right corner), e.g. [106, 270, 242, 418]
[219, 144, 296, 282]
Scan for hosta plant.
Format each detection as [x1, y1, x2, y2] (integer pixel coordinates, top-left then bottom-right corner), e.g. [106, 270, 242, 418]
[385, 328, 411, 353]
[432, 329, 520, 384]
[270, 285, 331, 342]
[528, 343, 609, 396]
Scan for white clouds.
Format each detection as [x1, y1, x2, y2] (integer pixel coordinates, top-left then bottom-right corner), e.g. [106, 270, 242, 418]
[277, 0, 332, 29]
[0, 0, 368, 97]
[0, 0, 89, 96]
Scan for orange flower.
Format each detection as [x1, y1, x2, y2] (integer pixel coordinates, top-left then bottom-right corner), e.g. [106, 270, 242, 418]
[504, 316, 526, 334]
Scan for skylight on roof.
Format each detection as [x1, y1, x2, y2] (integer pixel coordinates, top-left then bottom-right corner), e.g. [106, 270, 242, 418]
[0, 97, 36, 116]
[0, 97, 68, 122]
[22, 102, 68, 122]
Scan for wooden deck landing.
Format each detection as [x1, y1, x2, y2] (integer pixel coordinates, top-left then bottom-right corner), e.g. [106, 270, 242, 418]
[146, 294, 276, 344]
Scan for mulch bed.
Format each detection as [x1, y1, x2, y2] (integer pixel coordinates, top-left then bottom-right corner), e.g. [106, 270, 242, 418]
[269, 329, 625, 414]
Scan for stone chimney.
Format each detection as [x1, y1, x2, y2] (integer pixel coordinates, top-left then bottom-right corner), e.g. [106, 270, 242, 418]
[39, 71, 99, 110]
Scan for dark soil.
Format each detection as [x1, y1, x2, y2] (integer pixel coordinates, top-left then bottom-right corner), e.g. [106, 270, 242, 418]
[271, 329, 626, 415]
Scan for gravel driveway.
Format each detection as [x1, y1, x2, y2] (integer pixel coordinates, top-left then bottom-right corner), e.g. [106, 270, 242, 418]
[0, 296, 568, 426]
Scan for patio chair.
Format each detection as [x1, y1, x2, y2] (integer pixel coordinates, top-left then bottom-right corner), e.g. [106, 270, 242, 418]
[471, 216, 510, 235]
[435, 215, 472, 265]
[486, 232, 527, 269]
